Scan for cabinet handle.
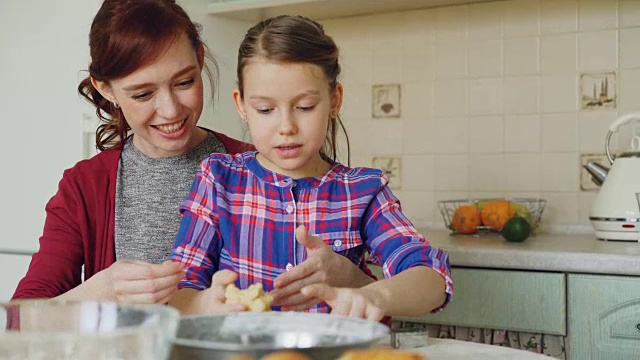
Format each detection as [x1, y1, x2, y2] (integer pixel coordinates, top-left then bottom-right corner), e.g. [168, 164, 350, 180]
[636, 323, 640, 332]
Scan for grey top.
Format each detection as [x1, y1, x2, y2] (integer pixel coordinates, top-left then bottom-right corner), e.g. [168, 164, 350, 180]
[115, 133, 226, 264]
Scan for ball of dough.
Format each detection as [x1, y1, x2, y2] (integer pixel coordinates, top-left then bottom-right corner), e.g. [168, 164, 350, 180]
[225, 283, 273, 312]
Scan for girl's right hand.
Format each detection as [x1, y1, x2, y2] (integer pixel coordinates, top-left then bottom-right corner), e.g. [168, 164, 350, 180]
[200, 269, 246, 314]
[168, 269, 246, 315]
[105, 259, 184, 304]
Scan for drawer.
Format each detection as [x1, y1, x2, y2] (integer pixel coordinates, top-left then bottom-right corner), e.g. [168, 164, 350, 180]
[568, 274, 640, 360]
[369, 265, 566, 335]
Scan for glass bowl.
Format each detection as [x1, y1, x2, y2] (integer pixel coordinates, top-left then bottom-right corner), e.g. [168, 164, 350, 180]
[438, 198, 547, 235]
[0, 300, 179, 360]
[171, 312, 390, 359]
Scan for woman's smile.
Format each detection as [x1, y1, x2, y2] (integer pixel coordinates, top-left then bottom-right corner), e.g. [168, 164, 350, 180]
[154, 119, 187, 134]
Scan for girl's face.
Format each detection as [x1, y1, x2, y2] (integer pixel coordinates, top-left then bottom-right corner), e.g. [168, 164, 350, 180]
[234, 58, 342, 179]
[93, 34, 207, 158]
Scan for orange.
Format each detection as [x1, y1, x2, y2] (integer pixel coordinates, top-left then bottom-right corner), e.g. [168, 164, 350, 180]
[451, 205, 481, 234]
[481, 200, 516, 231]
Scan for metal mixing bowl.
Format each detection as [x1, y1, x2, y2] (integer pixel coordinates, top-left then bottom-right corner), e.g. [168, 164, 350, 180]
[171, 312, 389, 360]
[0, 300, 179, 360]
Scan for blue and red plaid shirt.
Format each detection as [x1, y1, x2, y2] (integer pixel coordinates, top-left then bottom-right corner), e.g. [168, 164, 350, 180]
[171, 152, 453, 313]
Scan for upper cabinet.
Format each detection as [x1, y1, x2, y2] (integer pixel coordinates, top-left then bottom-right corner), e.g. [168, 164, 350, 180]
[205, 0, 496, 21]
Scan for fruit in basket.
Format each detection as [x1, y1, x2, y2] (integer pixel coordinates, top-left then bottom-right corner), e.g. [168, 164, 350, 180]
[451, 205, 481, 234]
[511, 202, 535, 226]
[502, 216, 532, 242]
[480, 200, 515, 231]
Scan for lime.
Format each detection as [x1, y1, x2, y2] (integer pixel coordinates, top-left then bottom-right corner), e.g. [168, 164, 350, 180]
[501, 216, 532, 242]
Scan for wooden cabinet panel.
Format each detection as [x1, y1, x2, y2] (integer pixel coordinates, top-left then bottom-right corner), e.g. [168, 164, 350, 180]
[370, 265, 566, 335]
[568, 274, 640, 360]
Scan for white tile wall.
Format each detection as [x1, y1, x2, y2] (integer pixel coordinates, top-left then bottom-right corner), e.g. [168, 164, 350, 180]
[324, 0, 640, 232]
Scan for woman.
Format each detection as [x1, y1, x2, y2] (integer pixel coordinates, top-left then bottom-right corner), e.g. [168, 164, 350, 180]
[12, 0, 375, 306]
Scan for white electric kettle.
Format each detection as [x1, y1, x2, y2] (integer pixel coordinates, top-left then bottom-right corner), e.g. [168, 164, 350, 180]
[585, 113, 640, 241]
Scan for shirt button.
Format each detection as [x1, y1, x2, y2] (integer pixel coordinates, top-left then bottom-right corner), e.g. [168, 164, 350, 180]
[333, 240, 342, 247]
[292, 181, 297, 187]
[286, 263, 293, 271]
[286, 205, 294, 214]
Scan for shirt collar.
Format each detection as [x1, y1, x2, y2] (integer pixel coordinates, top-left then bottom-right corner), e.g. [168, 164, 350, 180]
[242, 151, 344, 188]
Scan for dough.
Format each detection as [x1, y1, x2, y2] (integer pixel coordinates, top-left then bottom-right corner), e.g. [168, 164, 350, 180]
[261, 350, 312, 360]
[225, 283, 273, 312]
[338, 348, 427, 360]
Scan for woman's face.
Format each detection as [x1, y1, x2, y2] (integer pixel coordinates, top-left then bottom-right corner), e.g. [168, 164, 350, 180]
[234, 59, 342, 179]
[96, 34, 206, 158]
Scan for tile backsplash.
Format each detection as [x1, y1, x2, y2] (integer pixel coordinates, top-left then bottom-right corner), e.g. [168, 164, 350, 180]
[322, 0, 640, 233]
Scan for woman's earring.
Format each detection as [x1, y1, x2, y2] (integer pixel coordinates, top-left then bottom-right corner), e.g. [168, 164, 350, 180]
[113, 102, 120, 109]
[242, 114, 248, 123]
[330, 110, 338, 119]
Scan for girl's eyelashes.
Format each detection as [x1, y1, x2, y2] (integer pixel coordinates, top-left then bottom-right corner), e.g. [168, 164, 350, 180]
[256, 108, 273, 114]
[176, 78, 195, 88]
[298, 105, 316, 111]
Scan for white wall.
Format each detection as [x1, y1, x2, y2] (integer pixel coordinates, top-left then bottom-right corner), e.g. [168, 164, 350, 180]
[318, 0, 640, 233]
[0, 1, 244, 253]
[180, 0, 252, 142]
[0, 0, 101, 253]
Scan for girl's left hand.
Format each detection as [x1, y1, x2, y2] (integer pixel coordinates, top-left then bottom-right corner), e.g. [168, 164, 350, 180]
[271, 226, 375, 311]
[300, 284, 386, 321]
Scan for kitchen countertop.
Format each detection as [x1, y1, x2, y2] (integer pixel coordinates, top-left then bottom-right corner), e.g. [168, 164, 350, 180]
[412, 338, 554, 359]
[418, 229, 640, 276]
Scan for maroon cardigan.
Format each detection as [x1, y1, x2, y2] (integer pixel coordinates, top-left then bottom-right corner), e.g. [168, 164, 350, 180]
[12, 130, 252, 299]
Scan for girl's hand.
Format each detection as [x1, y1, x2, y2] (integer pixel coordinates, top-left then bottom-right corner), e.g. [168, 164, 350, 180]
[105, 259, 184, 304]
[168, 269, 245, 315]
[300, 284, 386, 321]
[271, 226, 374, 311]
[199, 269, 246, 314]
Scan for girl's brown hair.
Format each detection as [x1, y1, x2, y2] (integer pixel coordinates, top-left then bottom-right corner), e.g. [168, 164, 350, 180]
[237, 15, 350, 165]
[78, 0, 218, 151]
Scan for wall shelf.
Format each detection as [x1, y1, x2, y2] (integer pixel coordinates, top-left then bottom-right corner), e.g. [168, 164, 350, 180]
[206, 0, 496, 21]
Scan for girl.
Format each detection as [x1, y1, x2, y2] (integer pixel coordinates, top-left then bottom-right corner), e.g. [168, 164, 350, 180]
[170, 15, 453, 320]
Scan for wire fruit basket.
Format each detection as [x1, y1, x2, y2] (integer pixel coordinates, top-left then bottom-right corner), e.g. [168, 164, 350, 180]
[438, 198, 546, 236]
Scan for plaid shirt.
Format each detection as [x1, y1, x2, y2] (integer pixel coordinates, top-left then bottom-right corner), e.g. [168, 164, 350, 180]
[172, 152, 453, 313]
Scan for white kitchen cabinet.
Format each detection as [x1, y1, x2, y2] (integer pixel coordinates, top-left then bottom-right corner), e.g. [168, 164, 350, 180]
[204, 0, 496, 21]
[568, 274, 640, 360]
[0, 252, 32, 302]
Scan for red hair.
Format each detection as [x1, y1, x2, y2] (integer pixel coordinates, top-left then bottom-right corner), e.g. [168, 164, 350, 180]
[78, 0, 218, 151]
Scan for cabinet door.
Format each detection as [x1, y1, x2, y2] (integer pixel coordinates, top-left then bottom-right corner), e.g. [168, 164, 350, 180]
[0, 253, 32, 301]
[568, 274, 640, 360]
[370, 265, 566, 335]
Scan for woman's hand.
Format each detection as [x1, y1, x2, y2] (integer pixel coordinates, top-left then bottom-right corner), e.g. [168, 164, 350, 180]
[107, 259, 184, 304]
[300, 284, 386, 321]
[271, 226, 375, 311]
[168, 269, 245, 315]
[58, 259, 184, 304]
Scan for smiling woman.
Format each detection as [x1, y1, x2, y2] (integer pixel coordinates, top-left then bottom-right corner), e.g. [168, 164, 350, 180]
[91, 33, 208, 158]
[10, 0, 251, 303]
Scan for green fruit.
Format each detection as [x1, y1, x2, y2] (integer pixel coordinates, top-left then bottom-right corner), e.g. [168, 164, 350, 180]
[511, 203, 535, 226]
[502, 216, 532, 242]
